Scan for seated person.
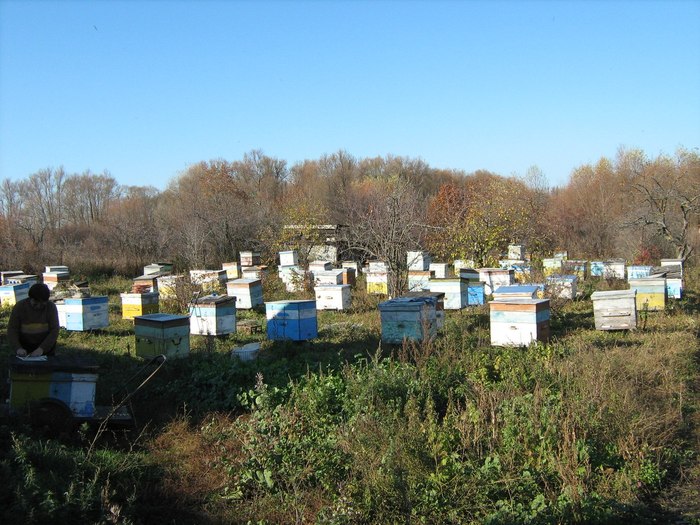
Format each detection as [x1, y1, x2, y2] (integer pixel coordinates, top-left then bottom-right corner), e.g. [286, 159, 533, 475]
[7, 283, 60, 357]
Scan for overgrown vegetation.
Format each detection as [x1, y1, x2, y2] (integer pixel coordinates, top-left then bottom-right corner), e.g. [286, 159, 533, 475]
[0, 271, 698, 524]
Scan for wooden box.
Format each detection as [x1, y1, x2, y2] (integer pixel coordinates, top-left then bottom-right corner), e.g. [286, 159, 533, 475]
[562, 260, 588, 280]
[241, 266, 268, 280]
[492, 285, 539, 299]
[366, 271, 388, 295]
[429, 263, 450, 279]
[1, 270, 24, 285]
[378, 296, 437, 344]
[239, 251, 261, 267]
[222, 262, 242, 280]
[60, 296, 109, 331]
[489, 298, 550, 346]
[428, 277, 469, 310]
[627, 266, 652, 280]
[407, 251, 431, 271]
[189, 295, 236, 336]
[134, 313, 190, 358]
[313, 269, 344, 285]
[401, 291, 445, 328]
[629, 277, 667, 311]
[542, 258, 563, 277]
[0, 282, 30, 306]
[279, 250, 298, 267]
[308, 260, 333, 272]
[546, 275, 578, 300]
[265, 300, 318, 341]
[408, 270, 433, 292]
[314, 284, 351, 310]
[6, 274, 38, 285]
[340, 268, 356, 286]
[120, 292, 159, 319]
[508, 244, 525, 260]
[478, 268, 515, 295]
[591, 290, 637, 330]
[144, 262, 172, 276]
[226, 278, 263, 309]
[278, 265, 308, 292]
[467, 282, 485, 305]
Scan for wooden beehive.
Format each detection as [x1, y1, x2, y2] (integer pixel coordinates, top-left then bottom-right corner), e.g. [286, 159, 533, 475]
[629, 277, 667, 311]
[5, 274, 38, 285]
[313, 269, 344, 285]
[467, 282, 485, 305]
[155, 274, 185, 299]
[222, 262, 242, 280]
[1, 270, 24, 285]
[562, 260, 588, 280]
[143, 262, 173, 276]
[428, 277, 469, 310]
[366, 271, 388, 295]
[60, 296, 109, 331]
[314, 284, 351, 310]
[239, 251, 261, 267]
[134, 313, 190, 358]
[279, 250, 299, 267]
[407, 270, 433, 292]
[429, 263, 450, 279]
[342, 261, 361, 275]
[278, 265, 308, 292]
[401, 291, 445, 328]
[407, 251, 431, 271]
[627, 265, 652, 280]
[0, 282, 30, 306]
[265, 300, 318, 341]
[120, 292, 159, 320]
[542, 258, 563, 277]
[492, 285, 539, 299]
[241, 265, 268, 280]
[508, 244, 525, 260]
[189, 294, 236, 336]
[340, 267, 356, 286]
[378, 296, 437, 344]
[226, 278, 263, 309]
[478, 268, 515, 295]
[489, 298, 550, 346]
[591, 289, 637, 330]
[308, 260, 333, 272]
[546, 275, 578, 300]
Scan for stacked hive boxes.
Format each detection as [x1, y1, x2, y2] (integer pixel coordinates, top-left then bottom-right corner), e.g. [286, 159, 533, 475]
[366, 260, 389, 295]
[43, 265, 70, 291]
[120, 292, 159, 319]
[478, 268, 514, 295]
[226, 278, 263, 309]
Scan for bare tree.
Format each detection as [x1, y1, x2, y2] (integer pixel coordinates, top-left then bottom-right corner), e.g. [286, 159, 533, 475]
[630, 149, 700, 262]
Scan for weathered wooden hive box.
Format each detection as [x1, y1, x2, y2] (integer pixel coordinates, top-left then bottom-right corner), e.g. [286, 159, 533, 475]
[342, 261, 361, 275]
[627, 265, 652, 280]
[222, 262, 242, 280]
[407, 270, 433, 292]
[458, 268, 480, 282]
[226, 278, 263, 309]
[340, 267, 356, 286]
[314, 284, 351, 310]
[407, 251, 431, 271]
[546, 275, 578, 300]
[43, 268, 71, 291]
[241, 265, 268, 280]
[134, 313, 190, 359]
[189, 294, 236, 336]
[9, 356, 99, 418]
[453, 259, 476, 274]
[629, 277, 667, 311]
[428, 277, 469, 310]
[1, 270, 24, 285]
[5, 274, 38, 285]
[542, 258, 563, 277]
[0, 282, 30, 306]
[590, 260, 626, 280]
[308, 260, 333, 273]
[278, 265, 307, 292]
[562, 260, 588, 280]
[429, 263, 450, 279]
[239, 251, 261, 267]
[659, 259, 683, 299]
[120, 292, 159, 319]
[366, 270, 389, 295]
[508, 244, 526, 260]
[155, 274, 185, 298]
[368, 260, 388, 273]
[401, 291, 445, 328]
[467, 281, 485, 305]
[265, 300, 318, 341]
[190, 269, 228, 293]
[59, 296, 110, 331]
[279, 250, 299, 267]
[132, 274, 161, 293]
[492, 285, 539, 299]
[144, 262, 173, 276]
[478, 268, 515, 295]
[591, 290, 637, 330]
[313, 269, 344, 285]
[489, 298, 550, 346]
[378, 296, 437, 344]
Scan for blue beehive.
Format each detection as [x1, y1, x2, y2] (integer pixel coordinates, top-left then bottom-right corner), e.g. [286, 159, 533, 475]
[265, 300, 318, 341]
[63, 296, 109, 331]
[467, 282, 485, 305]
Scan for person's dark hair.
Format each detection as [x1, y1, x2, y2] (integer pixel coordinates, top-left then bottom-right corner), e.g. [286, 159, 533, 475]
[28, 283, 51, 302]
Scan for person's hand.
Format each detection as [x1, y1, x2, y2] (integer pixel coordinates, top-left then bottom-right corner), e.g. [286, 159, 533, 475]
[29, 348, 44, 357]
[16, 348, 28, 357]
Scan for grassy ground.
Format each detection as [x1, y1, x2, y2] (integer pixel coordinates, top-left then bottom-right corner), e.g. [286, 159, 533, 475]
[0, 270, 698, 524]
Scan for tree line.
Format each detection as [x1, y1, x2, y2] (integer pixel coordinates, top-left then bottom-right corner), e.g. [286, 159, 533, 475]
[0, 147, 698, 284]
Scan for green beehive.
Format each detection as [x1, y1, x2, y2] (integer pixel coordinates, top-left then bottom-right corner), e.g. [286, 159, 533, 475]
[134, 313, 190, 359]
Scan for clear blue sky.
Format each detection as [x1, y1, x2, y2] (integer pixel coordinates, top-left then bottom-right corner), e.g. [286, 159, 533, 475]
[1, 0, 699, 190]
